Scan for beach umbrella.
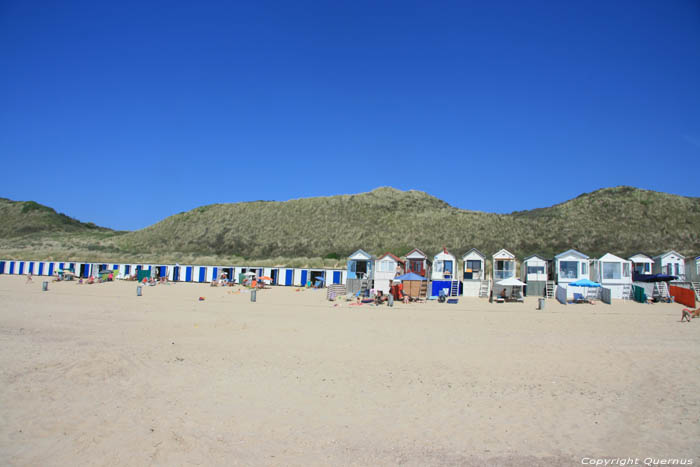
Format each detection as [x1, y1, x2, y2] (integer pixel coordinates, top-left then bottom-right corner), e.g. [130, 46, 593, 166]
[569, 278, 601, 287]
[496, 277, 526, 287]
[395, 272, 425, 281]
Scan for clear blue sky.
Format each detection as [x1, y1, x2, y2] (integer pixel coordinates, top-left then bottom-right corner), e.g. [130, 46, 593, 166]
[1, 0, 699, 230]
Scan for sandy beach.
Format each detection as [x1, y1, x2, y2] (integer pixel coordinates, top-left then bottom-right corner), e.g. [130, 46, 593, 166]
[0, 276, 698, 466]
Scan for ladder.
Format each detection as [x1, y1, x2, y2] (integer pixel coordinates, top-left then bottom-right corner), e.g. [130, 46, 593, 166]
[359, 279, 370, 297]
[692, 282, 700, 301]
[479, 280, 491, 298]
[654, 281, 669, 299]
[622, 283, 632, 300]
[450, 280, 459, 297]
[545, 280, 555, 299]
[419, 280, 428, 298]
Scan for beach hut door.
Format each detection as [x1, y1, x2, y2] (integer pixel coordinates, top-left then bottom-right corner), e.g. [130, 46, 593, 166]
[285, 269, 293, 286]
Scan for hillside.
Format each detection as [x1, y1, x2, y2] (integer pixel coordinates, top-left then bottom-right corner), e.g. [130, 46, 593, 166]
[0, 198, 113, 237]
[113, 186, 700, 261]
[0, 187, 698, 265]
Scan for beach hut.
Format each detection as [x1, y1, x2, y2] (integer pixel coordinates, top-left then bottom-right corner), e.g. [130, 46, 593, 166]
[521, 254, 549, 297]
[346, 249, 375, 294]
[554, 249, 590, 285]
[653, 251, 685, 281]
[461, 248, 487, 297]
[593, 253, 632, 299]
[431, 248, 460, 296]
[685, 256, 700, 282]
[404, 249, 430, 278]
[492, 249, 517, 282]
[629, 253, 654, 280]
[374, 253, 404, 294]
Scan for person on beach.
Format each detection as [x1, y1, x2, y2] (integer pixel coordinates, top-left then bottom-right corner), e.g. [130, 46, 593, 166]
[26, 273, 32, 284]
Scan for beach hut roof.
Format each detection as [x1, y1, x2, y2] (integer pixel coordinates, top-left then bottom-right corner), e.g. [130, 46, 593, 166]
[377, 253, 405, 264]
[599, 253, 627, 262]
[492, 248, 515, 260]
[523, 254, 549, 262]
[433, 247, 455, 259]
[554, 249, 589, 259]
[628, 253, 654, 262]
[405, 248, 428, 259]
[653, 250, 685, 260]
[348, 249, 375, 260]
[461, 248, 486, 260]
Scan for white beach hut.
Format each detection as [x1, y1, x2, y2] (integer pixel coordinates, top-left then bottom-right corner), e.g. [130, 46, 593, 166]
[461, 248, 487, 297]
[374, 253, 404, 294]
[521, 254, 549, 297]
[594, 253, 632, 299]
[653, 251, 685, 280]
[628, 253, 654, 278]
[492, 249, 516, 282]
[554, 249, 590, 285]
[431, 248, 460, 296]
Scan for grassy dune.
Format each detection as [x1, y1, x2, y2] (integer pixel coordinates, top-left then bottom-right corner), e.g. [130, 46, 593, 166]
[1, 186, 698, 266]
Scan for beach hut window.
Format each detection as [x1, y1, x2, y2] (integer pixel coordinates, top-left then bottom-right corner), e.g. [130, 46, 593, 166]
[665, 264, 673, 275]
[494, 260, 513, 280]
[581, 262, 588, 275]
[674, 263, 680, 276]
[622, 263, 630, 278]
[602, 262, 621, 280]
[466, 260, 481, 271]
[408, 260, 423, 273]
[527, 265, 545, 275]
[378, 260, 394, 272]
[559, 261, 578, 279]
[444, 261, 453, 274]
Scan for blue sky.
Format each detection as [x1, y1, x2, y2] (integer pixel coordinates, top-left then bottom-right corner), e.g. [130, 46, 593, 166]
[1, 0, 699, 230]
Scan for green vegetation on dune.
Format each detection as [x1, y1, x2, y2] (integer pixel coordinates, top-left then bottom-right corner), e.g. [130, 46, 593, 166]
[0, 198, 114, 237]
[0, 186, 698, 266]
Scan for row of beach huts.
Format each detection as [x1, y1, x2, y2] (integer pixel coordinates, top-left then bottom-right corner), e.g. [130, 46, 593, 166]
[1, 248, 699, 302]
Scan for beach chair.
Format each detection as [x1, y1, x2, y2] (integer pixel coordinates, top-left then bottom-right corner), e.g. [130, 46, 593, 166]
[573, 293, 588, 304]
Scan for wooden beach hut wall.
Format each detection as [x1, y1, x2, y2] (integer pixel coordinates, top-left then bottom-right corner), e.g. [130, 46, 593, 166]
[404, 249, 430, 277]
[653, 251, 685, 281]
[461, 248, 486, 297]
[374, 253, 404, 294]
[346, 249, 375, 294]
[593, 253, 632, 299]
[521, 254, 548, 297]
[554, 249, 590, 285]
[431, 248, 460, 297]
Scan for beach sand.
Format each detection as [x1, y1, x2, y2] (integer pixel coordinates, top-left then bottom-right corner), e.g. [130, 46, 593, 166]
[0, 276, 698, 466]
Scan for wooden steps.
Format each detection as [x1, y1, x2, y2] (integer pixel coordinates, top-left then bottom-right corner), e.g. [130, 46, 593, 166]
[545, 280, 555, 299]
[479, 280, 491, 298]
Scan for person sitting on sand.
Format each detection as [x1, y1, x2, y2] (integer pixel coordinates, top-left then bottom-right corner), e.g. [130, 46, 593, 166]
[374, 291, 389, 305]
[499, 288, 507, 299]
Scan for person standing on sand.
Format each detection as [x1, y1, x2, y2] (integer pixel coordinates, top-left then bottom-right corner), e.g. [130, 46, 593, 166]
[26, 273, 32, 284]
